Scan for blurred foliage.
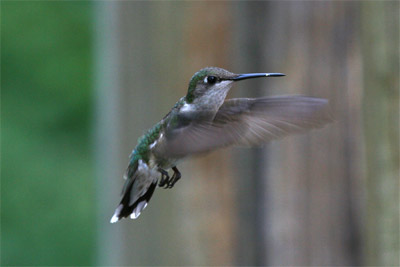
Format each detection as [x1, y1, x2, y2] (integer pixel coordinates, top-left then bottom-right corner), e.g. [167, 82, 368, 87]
[1, 2, 95, 265]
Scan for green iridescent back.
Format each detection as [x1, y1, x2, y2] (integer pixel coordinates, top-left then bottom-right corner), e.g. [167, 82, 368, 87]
[130, 123, 162, 164]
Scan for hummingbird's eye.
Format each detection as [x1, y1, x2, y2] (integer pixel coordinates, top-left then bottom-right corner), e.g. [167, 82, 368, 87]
[206, 76, 217, 84]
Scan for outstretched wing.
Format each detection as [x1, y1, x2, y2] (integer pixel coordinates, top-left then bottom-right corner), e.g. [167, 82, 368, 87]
[155, 95, 333, 158]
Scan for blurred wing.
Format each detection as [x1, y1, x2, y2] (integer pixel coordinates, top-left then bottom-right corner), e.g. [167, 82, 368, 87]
[216, 95, 333, 145]
[156, 95, 333, 158]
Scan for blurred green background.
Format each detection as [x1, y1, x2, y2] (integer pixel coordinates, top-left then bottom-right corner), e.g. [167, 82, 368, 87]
[1, 1, 398, 266]
[2, 2, 95, 265]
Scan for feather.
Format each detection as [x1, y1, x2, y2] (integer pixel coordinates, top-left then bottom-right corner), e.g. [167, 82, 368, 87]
[155, 95, 333, 158]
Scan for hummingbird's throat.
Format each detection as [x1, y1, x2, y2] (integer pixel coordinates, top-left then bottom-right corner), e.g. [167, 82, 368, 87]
[192, 81, 232, 111]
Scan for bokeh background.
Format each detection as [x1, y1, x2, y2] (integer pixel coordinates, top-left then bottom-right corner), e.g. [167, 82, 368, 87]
[2, 1, 399, 266]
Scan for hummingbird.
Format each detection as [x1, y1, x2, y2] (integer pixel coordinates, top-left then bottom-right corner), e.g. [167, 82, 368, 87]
[110, 67, 332, 223]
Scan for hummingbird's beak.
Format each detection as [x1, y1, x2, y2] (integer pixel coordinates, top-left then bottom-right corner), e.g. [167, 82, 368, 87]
[232, 73, 285, 81]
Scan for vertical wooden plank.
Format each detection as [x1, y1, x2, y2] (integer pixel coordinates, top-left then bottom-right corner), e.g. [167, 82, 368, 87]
[94, 2, 125, 265]
[179, 2, 236, 265]
[234, 1, 363, 265]
[231, 2, 273, 265]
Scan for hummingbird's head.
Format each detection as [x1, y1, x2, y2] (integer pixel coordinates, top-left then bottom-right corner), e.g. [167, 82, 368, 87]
[186, 67, 236, 104]
[185, 67, 285, 106]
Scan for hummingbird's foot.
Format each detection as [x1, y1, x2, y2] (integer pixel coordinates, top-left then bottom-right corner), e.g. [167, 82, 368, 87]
[158, 167, 181, 189]
[166, 166, 181, 189]
[158, 168, 170, 188]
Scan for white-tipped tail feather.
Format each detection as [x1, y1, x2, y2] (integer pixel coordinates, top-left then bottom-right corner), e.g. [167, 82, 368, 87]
[110, 199, 150, 223]
[110, 159, 158, 223]
[110, 204, 123, 223]
[129, 201, 148, 220]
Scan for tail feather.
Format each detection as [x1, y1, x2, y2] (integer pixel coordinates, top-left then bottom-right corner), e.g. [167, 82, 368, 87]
[110, 180, 157, 223]
[110, 159, 158, 223]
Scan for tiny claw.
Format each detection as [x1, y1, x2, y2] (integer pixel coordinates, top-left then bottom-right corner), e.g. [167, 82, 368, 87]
[157, 166, 182, 189]
[165, 166, 181, 189]
[158, 168, 170, 188]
